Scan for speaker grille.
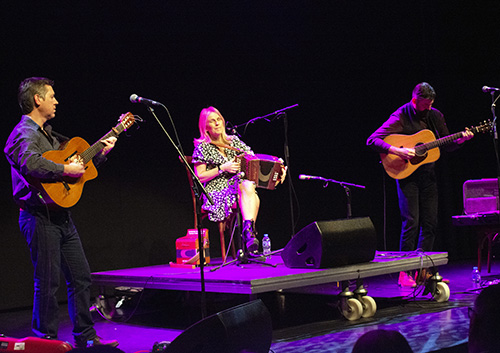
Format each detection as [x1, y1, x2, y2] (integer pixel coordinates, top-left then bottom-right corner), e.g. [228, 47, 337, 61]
[282, 217, 377, 269]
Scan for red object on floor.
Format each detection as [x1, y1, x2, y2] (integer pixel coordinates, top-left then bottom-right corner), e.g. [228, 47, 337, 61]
[175, 228, 210, 265]
[0, 335, 72, 352]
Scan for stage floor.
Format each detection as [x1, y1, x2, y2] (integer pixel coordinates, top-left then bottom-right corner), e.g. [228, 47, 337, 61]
[4, 259, 496, 353]
[91, 251, 448, 295]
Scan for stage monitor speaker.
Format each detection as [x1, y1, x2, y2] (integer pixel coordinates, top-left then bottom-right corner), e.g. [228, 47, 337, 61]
[164, 299, 272, 353]
[281, 217, 377, 269]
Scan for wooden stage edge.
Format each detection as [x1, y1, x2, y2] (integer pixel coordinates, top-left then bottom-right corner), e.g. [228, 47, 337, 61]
[91, 251, 448, 295]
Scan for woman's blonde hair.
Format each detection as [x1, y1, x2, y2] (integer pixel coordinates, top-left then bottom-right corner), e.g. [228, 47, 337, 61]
[194, 106, 232, 146]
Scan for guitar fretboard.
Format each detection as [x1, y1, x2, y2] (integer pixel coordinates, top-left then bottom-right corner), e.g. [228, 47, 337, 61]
[415, 132, 463, 154]
[80, 124, 125, 164]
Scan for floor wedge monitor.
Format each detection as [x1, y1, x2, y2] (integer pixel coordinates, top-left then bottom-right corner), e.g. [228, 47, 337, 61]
[281, 217, 376, 269]
[164, 299, 272, 353]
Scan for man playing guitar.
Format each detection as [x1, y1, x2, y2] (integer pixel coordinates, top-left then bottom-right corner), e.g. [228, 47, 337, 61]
[4, 77, 119, 348]
[366, 82, 473, 287]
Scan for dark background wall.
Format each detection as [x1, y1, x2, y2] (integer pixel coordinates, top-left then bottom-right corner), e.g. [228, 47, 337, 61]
[1, 0, 498, 310]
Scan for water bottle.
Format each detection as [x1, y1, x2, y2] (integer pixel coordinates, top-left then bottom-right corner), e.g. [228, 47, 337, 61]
[262, 234, 271, 258]
[471, 266, 481, 286]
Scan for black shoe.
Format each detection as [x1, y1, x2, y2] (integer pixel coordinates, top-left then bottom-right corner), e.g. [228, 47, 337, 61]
[75, 335, 119, 349]
[242, 220, 259, 253]
[245, 237, 259, 253]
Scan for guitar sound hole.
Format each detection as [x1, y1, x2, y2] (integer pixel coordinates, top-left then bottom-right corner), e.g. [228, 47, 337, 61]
[414, 142, 426, 157]
[410, 154, 427, 165]
[64, 151, 78, 162]
[415, 150, 426, 157]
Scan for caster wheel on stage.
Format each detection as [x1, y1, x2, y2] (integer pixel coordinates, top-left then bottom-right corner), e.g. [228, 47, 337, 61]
[342, 298, 363, 321]
[360, 295, 377, 318]
[432, 282, 450, 302]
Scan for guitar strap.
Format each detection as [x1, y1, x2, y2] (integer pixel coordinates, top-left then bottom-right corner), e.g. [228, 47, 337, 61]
[38, 126, 56, 148]
[50, 130, 70, 143]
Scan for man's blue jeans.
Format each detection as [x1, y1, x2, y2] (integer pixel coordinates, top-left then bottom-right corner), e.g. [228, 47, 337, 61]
[396, 168, 438, 252]
[19, 208, 96, 342]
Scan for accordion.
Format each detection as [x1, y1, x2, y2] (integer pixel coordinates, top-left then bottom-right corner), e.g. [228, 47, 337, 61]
[238, 153, 283, 190]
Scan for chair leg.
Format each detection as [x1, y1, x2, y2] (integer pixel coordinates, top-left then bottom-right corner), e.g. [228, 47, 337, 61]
[487, 232, 496, 274]
[218, 219, 239, 261]
[230, 238, 237, 259]
[478, 231, 485, 272]
[219, 222, 227, 262]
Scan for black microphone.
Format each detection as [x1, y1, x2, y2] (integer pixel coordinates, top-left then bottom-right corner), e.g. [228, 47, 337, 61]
[229, 171, 245, 182]
[482, 86, 500, 93]
[129, 94, 162, 106]
[299, 174, 321, 180]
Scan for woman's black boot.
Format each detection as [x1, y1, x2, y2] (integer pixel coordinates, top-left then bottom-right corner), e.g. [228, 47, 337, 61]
[242, 220, 259, 253]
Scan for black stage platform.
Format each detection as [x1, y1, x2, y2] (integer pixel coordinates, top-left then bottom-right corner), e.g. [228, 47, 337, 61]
[92, 251, 448, 295]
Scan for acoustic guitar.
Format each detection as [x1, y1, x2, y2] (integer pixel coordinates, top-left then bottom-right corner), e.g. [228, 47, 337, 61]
[380, 121, 492, 180]
[38, 112, 135, 208]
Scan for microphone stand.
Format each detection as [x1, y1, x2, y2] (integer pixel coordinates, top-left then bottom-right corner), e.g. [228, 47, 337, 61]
[488, 92, 500, 211]
[144, 105, 213, 319]
[282, 112, 295, 236]
[231, 104, 299, 132]
[302, 175, 365, 219]
[231, 104, 299, 235]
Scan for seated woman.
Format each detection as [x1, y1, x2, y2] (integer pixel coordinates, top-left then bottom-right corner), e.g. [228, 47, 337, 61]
[192, 106, 283, 255]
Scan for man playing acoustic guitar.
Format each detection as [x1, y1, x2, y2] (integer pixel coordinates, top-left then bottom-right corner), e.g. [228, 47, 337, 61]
[367, 82, 474, 287]
[4, 77, 119, 348]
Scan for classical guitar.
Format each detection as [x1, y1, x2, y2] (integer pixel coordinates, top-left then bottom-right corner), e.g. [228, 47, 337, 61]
[38, 112, 135, 208]
[380, 121, 492, 180]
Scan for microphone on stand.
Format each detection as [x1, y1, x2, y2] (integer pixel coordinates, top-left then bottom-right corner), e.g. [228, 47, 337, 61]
[482, 86, 500, 93]
[226, 122, 241, 137]
[129, 94, 162, 106]
[274, 104, 299, 114]
[299, 174, 321, 180]
[229, 171, 245, 182]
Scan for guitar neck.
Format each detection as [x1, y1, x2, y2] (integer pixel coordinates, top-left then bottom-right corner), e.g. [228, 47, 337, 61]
[416, 131, 463, 153]
[79, 125, 125, 164]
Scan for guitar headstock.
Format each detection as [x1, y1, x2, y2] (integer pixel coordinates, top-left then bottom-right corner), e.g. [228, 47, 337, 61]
[472, 120, 493, 134]
[119, 112, 136, 131]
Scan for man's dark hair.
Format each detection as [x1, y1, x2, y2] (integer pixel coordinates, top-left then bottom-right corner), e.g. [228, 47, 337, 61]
[412, 82, 436, 100]
[469, 284, 500, 353]
[18, 77, 54, 114]
[352, 329, 413, 353]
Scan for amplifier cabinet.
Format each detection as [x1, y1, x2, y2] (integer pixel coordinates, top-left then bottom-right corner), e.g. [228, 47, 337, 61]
[463, 178, 499, 214]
